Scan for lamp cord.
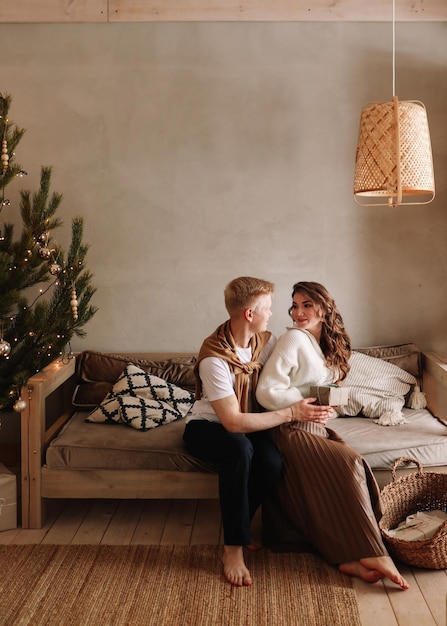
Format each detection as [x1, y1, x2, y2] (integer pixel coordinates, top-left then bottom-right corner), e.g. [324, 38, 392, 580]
[392, 0, 396, 97]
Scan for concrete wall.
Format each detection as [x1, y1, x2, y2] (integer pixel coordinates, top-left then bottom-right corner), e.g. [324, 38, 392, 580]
[1, 21, 446, 353]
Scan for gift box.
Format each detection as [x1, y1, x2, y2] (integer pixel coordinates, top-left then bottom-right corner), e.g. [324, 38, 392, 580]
[0, 463, 17, 531]
[386, 510, 447, 541]
[309, 385, 350, 406]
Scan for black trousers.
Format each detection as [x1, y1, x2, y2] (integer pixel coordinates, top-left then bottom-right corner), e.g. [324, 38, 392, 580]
[183, 420, 283, 546]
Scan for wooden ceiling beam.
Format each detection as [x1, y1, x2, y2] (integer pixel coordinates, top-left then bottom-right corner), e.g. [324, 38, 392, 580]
[109, 0, 447, 23]
[0, 1, 107, 23]
[1, 0, 446, 24]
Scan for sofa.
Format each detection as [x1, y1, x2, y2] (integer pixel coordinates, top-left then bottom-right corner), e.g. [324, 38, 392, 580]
[20, 343, 447, 529]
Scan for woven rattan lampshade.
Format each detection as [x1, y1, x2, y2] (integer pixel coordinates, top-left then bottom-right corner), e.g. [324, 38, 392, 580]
[354, 96, 435, 207]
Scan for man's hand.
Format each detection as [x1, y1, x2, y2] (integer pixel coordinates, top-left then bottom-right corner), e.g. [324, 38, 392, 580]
[290, 398, 332, 424]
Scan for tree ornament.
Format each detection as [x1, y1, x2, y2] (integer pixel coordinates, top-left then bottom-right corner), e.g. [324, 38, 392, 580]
[49, 262, 62, 276]
[13, 397, 27, 412]
[70, 285, 79, 321]
[39, 246, 52, 259]
[1, 138, 9, 172]
[0, 320, 11, 356]
[0, 338, 11, 356]
[38, 231, 49, 244]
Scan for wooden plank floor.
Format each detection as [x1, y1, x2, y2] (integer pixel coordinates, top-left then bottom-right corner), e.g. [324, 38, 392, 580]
[1, 498, 446, 626]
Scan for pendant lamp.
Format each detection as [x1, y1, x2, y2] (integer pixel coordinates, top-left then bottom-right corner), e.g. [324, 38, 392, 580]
[353, 0, 435, 207]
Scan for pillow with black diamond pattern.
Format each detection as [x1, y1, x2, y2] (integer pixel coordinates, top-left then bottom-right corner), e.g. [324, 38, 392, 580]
[86, 363, 195, 431]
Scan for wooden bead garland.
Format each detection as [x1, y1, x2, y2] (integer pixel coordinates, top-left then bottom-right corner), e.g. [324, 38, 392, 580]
[1, 138, 9, 172]
[71, 286, 78, 321]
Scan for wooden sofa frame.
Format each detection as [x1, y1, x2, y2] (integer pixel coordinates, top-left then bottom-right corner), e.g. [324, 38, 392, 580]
[20, 350, 447, 529]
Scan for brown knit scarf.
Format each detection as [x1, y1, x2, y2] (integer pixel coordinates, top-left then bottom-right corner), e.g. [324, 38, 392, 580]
[194, 319, 271, 413]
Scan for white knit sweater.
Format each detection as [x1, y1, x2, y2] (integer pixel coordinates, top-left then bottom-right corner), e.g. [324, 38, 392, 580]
[255, 328, 336, 411]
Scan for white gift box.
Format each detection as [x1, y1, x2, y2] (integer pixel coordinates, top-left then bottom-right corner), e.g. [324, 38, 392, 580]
[387, 510, 447, 541]
[0, 463, 17, 531]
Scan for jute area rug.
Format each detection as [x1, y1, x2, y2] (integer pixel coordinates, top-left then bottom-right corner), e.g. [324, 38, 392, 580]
[0, 544, 361, 626]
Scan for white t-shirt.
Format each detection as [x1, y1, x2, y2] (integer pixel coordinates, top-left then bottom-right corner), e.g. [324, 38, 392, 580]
[186, 334, 277, 424]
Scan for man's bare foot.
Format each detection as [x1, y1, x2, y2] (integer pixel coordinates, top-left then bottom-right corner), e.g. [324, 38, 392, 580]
[222, 545, 253, 586]
[339, 556, 409, 590]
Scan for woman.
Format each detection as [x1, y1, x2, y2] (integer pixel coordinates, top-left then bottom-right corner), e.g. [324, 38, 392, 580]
[183, 277, 326, 587]
[256, 281, 409, 590]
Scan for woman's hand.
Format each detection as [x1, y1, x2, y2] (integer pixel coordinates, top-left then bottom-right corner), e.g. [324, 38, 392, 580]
[290, 398, 332, 424]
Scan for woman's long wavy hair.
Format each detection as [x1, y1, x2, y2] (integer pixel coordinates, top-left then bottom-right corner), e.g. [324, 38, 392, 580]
[289, 281, 352, 381]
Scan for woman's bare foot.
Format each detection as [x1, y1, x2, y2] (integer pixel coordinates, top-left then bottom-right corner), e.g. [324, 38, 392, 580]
[339, 561, 385, 584]
[222, 545, 253, 586]
[339, 556, 409, 590]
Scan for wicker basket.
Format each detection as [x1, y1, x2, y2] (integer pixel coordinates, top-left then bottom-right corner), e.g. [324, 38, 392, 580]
[379, 457, 447, 569]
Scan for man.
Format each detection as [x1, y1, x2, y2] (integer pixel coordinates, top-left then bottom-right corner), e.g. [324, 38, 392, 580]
[183, 276, 301, 586]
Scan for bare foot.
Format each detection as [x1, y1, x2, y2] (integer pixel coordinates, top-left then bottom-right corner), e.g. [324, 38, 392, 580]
[339, 556, 409, 590]
[359, 556, 409, 590]
[246, 541, 262, 552]
[222, 545, 253, 586]
[339, 561, 385, 583]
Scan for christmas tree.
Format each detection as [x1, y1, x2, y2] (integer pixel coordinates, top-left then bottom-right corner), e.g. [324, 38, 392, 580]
[0, 94, 97, 410]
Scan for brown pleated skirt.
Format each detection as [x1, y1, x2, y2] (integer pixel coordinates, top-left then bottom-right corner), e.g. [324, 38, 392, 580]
[267, 421, 389, 564]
